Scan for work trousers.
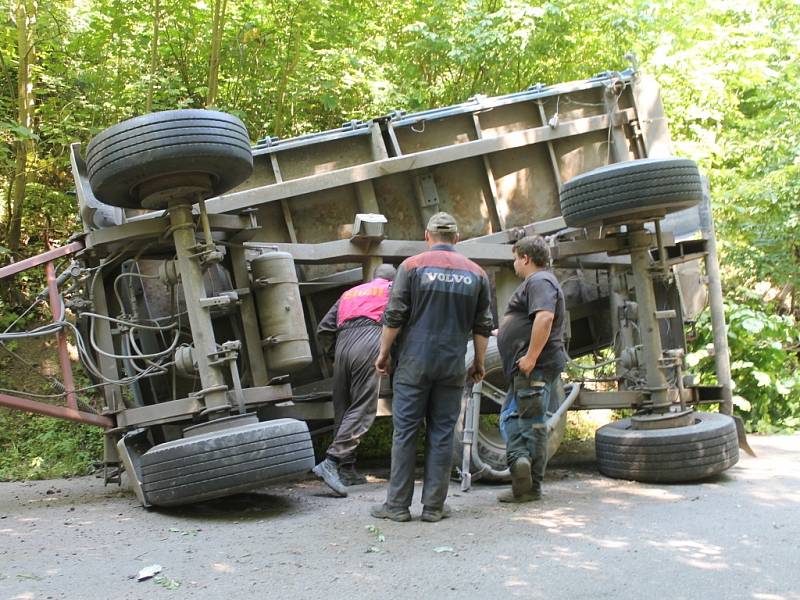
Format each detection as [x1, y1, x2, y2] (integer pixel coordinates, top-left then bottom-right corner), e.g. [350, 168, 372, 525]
[325, 323, 382, 465]
[385, 340, 465, 510]
[500, 369, 563, 484]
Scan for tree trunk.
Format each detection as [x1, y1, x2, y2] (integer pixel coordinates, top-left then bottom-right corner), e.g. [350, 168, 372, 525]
[7, 0, 36, 257]
[206, 0, 228, 108]
[146, 0, 161, 113]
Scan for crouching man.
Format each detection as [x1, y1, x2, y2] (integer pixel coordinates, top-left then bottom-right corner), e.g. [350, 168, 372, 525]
[312, 264, 397, 496]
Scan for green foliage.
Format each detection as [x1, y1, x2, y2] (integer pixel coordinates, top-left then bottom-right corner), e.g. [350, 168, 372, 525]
[641, 0, 800, 292]
[0, 409, 104, 480]
[687, 293, 800, 432]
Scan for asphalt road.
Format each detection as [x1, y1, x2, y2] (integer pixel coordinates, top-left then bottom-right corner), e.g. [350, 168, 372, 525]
[1, 434, 798, 600]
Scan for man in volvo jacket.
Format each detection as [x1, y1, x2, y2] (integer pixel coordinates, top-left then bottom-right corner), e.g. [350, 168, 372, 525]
[371, 212, 494, 522]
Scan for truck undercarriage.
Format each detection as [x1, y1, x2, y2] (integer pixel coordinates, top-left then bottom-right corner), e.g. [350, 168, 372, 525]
[0, 68, 744, 507]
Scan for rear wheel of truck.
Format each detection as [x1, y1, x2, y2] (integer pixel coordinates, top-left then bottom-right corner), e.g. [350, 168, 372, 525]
[85, 109, 253, 209]
[139, 418, 315, 507]
[559, 158, 703, 227]
[453, 337, 567, 482]
[595, 412, 739, 482]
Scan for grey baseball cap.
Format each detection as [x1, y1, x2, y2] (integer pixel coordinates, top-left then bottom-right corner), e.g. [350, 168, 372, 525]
[426, 211, 458, 233]
[374, 263, 397, 281]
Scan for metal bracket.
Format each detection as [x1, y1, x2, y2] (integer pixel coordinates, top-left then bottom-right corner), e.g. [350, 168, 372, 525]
[198, 291, 239, 309]
[417, 172, 440, 208]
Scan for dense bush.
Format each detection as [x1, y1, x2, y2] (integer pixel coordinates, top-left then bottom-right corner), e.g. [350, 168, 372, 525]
[687, 293, 800, 432]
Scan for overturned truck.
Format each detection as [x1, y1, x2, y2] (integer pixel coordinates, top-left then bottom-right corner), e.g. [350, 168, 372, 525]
[0, 68, 742, 507]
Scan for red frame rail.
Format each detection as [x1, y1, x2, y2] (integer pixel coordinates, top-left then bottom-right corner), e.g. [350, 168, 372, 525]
[0, 241, 113, 428]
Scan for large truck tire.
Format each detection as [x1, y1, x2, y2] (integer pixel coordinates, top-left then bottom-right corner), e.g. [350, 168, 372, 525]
[140, 419, 314, 507]
[86, 109, 253, 209]
[453, 337, 566, 482]
[559, 158, 703, 227]
[595, 412, 739, 483]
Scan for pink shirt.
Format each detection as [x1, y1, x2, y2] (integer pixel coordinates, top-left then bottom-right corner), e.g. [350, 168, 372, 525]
[336, 277, 392, 327]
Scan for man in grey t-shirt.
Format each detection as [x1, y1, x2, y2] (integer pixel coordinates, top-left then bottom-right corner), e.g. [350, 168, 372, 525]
[496, 235, 566, 502]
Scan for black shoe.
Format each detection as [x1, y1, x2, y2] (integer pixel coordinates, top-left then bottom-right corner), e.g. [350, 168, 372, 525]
[421, 503, 452, 523]
[370, 503, 411, 522]
[312, 458, 347, 497]
[339, 464, 367, 486]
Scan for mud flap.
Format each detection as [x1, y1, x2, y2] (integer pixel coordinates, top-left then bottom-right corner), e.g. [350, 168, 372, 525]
[117, 429, 153, 508]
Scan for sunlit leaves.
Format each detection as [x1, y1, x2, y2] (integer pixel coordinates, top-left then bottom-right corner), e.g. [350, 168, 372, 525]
[689, 296, 800, 432]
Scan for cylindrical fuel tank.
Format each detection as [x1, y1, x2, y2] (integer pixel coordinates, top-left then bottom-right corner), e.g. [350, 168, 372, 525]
[251, 251, 312, 374]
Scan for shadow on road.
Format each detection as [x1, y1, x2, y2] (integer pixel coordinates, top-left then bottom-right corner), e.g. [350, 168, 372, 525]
[154, 491, 294, 521]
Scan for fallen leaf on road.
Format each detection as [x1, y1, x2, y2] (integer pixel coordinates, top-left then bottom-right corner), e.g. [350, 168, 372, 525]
[154, 575, 181, 589]
[365, 524, 385, 543]
[168, 527, 199, 536]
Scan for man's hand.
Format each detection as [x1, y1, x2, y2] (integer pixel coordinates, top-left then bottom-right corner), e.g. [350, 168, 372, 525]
[468, 360, 485, 383]
[375, 350, 392, 375]
[517, 354, 536, 377]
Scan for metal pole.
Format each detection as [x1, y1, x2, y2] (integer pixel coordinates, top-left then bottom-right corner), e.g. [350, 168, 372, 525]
[44, 256, 78, 411]
[628, 225, 670, 408]
[698, 182, 733, 415]
[546, 383, 582, 433]
[0, 393, 113, 427]
[169, 203, 230, 414]
[0, 241, 83, 280]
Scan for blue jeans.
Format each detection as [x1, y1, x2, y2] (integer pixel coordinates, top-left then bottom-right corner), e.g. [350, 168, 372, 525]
[500, 369, 561, 484]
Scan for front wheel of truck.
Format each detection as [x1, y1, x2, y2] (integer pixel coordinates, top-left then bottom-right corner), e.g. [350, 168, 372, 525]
[85, 109, 253, 209]
[139, 418, 315, 507]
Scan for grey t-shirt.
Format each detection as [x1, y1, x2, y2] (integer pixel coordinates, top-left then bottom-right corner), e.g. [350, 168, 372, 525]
[497, 270, 566, 379]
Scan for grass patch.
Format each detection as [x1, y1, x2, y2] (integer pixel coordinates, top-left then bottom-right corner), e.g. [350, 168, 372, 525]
[0, 334, 105, 481]
[0, 408, 104, 481]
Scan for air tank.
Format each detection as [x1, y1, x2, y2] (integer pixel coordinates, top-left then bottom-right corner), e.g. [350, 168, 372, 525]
[250, 251, 312, 374]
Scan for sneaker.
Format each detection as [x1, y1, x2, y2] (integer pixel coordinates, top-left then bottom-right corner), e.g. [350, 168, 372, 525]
[421, 503, 452, 523]
[338, 464, 367, 486]
[370, 503, 412, 522]
[510, 456, 533, 497]
[312, 458, 348, 497]
[498, 482, 542, 504]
